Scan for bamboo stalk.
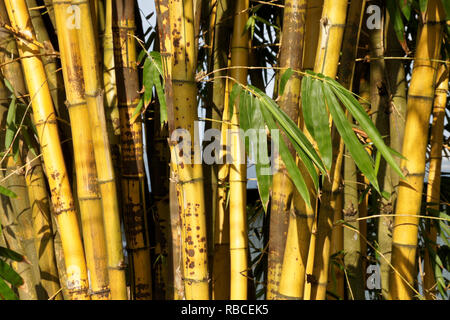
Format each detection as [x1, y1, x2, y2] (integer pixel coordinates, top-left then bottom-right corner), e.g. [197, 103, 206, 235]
[68, 0, 127, 300]
[4, 0, 90, 300]
[112, 0, 152, 300]
[327, 189, 344, 299]
[302, 0, 323, 70]
[169, 166, 185, 300]
[53, 0, 111, 300]
[274, 0, 307, 301]
[1, 1, 62, 299]
[155, 0, 185, 300]
[103, 0, 121, 174]
[378, 10, 408, 299]
[339, 0, 367, 300]
[205, 0, 234, 300]
[389, 0, 444, 300]
[305, 0, 348, 300]
[167, 0, 209, 300]
[228, 0, 249, 300]
[23, 145, 62, 299]
[423, 64, 448, 300]
[213, 62, 231, 300]
[41, 0, 56, 28]
[26, 0, 67, 132]
[0, 80, 39, 300]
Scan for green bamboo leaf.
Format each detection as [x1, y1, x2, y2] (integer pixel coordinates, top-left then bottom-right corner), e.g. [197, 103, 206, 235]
[238, 90, 252, 153]
[248, 85, 327, 176]
[238, 90, 251, 133]
[21, 129, 38, 158]
[255, 90, 323, 188]
[254, 91, 322, 188]
[149, 51, 164, 76]
[229, 83, 242, 119]
[0, 277, 18, 300]
[323, 83, 380, 193]
[238, 91, 271, 211]
[279, 68, 293, 96]
[3, 78, 14, 94]
[443, 0, 450, 19]
[5, 96, 17, 150]
[132, 99, 144, 122]
[0, 185, 17, 199]
[142, 58, 155, 108]
[386, 1, 409, 53]
[0, 259, 23, 287]
[327, 80, 405, 181]
[307, 78, 332, 170]
[253, 15, 280, 31]
[419, 0, 428, 13]
[138, 51, 167, 125]
[259, 103, 311, 208]
[0, 247, 24, 262]
[301, 72, 314, 137]
[244, 15, 256, 39]
[252, 100, 272, 211]
[152, 66, 167, 125]
[398, 0, 412, 20]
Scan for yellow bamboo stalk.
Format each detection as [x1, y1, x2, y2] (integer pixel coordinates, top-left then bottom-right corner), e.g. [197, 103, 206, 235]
[103, 0, 121, 161]
[24, 147, 62, 299]
[168, 0, 209, 300]
[305, 0, 348, 300]
[275, 0, 308, 301]
[389, 0, 444, 300]
[4, 0, 90, 300]
[0, 82, 39, 300]
[69, 0, 127, 300]
[213, 67, 231, 300]
[424, 64, 448, 299]
[302, 0, 323, 70]
[228, 0, 249, 300]
[111, 0, 151, 300]
[207, 0, 233, 300]
[169, 164, 185, 300]
[103, 0, 119, 131]
[53, 0, 111, 300]
[26, 0, 66, 122]
[155, 0, 186, 300]
[378, 9, 408, 299]
[327, 189, 344, 299]
[0, 1, 61, 299]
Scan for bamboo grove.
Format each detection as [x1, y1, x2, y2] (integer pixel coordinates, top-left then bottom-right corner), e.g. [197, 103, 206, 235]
[0, 0, 448, 301]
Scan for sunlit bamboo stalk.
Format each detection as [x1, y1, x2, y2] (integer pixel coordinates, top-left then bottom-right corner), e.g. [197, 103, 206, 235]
[0, 1, 61, 299]
[53, 0, 111, 299]
[4, 0, 90, 300]
[423, 63, 448, 300]
[305, 0, 348, 300]
[68, 0, 128, 300]
[167, 0, 209, 300]
[275, 0, 307, 301]
[228, 0, 249, 300]
[389, 0, 444, 300]
[378, 9, 408, 299]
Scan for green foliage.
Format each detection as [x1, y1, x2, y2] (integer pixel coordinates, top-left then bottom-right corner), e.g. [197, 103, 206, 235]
[230, 70, 403, 211]
[135, 51, 167, 126]
[0, 246, 25, 300]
